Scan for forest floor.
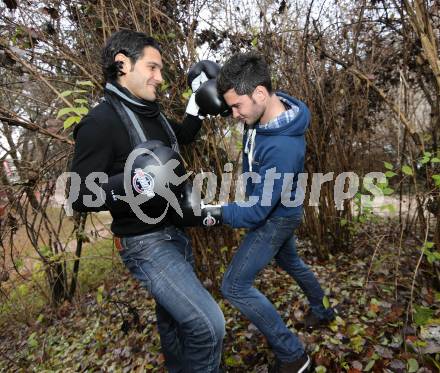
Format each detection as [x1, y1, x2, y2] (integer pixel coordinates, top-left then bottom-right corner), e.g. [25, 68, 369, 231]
[0, 219, 439, 372]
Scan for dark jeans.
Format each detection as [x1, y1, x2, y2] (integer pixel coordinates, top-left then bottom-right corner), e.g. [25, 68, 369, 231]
[221, 216, 333, 362]
[119, 226, 225, 372]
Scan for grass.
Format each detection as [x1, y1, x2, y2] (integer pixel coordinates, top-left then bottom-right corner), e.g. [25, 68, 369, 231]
[0, 238, 123, 328]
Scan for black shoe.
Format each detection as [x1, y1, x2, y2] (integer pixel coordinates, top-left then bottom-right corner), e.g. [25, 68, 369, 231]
[273, 353, 311, 373]
[303, 311, 335, 331]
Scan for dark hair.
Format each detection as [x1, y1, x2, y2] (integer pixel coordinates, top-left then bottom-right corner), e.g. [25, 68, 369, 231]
[101, 30, 161, 82]
[217, 51, 272, 96]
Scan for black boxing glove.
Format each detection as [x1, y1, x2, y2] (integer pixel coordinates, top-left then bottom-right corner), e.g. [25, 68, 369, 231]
[187, 60, 220, 86]
[171, 181, 222, 227]
[195, 78, 231, 117]
[186, 60, 222, 118]
[101, 141, 189, 217]
[169, 181, 200, 226]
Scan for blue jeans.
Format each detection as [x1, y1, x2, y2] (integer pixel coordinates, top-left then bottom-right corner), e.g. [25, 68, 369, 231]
[221, 216, 333, 362]
[119, 226, 225, 373]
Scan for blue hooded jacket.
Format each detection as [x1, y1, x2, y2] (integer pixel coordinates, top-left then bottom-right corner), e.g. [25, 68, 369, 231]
[221, 92, 310, 228]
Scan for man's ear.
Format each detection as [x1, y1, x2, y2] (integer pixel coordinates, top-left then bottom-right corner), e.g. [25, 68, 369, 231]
[253, 85, 269, 103]
[114, 52, 130, 73]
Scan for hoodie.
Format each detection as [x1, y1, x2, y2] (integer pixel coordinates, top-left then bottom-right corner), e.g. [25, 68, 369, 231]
[221, 92, 310, 228]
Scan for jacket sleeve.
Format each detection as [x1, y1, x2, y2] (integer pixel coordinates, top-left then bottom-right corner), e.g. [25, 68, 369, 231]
[221, 139, 304, 228]
[70, 115, 113, 212]
[168, 114, 203, 145]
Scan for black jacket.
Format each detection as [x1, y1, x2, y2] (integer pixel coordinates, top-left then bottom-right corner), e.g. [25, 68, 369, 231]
[70, 100, 202, 236]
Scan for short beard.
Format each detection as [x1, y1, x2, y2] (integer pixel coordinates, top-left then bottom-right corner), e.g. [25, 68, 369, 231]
[248, 99, 265, 126]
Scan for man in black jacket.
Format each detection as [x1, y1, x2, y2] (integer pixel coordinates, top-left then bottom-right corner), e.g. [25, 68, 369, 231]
[71, 30, 224, 373]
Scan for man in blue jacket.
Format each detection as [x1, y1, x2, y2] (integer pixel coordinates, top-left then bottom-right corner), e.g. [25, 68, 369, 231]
[215, 52, 335, 373]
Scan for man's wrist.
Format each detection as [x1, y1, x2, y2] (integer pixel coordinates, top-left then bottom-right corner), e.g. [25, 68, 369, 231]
[185, 93, 205, 119]
[202, 205, 222, 226]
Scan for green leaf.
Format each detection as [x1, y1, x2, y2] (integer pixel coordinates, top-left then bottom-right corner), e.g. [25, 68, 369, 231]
[433, 174, 440, 187]
[380, 204, 396, 213]
[27, 332, 38, 349]
[15, 258, 24, 270]
[17, 284, 28, 296]
[423, 244, 438, 262]
[60, 90, 73, 97]
[413, 339, 428, 347]
[74, 99, 88, 105]
[335, 316, 345, 326]
[383, 161, 393, 170]
[382, 187, 394, 195]
[57, 107, 76, 118]
[329, 337, 341, 345]
[220, 246, 229, 253]
[64, 116, 81, 129]
[431, 157, 440, 163]
[414, 305, 434, 326]
[76, 80, 94, 87]
[350, 335, 365, 353]
[315, 366, 327, 373]
[39, 245, 52, 258]
[329, 322, 338, 332]
[427, 355, 440, 370]
[182, 88, 192, 100]
[251, 37, 258, 46]
[348, 324, 364, 337]
[96, 285, 104, 305]
[385, 171, 397, 178]
[225, 355, 242, 367]
[407, 358, 419, 373]
[72, 106, 88, 116]
[402, 165, 413, 176]
[364, 359, 375, 371]
[323, 295, 330, 309]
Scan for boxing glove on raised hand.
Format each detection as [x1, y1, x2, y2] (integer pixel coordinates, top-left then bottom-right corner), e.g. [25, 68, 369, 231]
[195, 78, 231, 117]
[186, 60, 221, 118]
[187, 60, 220, 87]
